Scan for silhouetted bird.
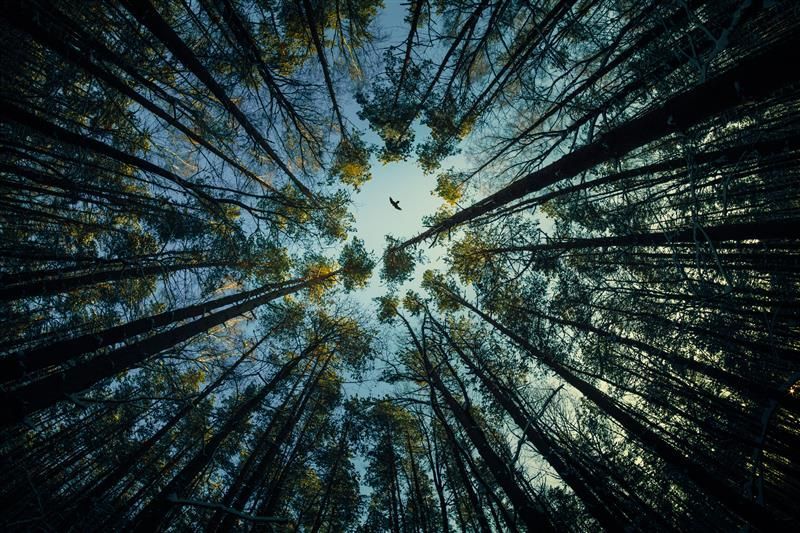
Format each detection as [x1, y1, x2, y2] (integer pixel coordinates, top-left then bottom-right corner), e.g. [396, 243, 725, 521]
[389, 197, 402, 210]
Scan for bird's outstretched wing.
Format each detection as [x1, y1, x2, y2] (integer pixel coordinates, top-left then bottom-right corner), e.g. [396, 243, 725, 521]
[389, 197, 402, 210]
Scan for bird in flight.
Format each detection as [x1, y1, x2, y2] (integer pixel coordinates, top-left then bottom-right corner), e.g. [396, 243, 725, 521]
[389, 197, 402, 210]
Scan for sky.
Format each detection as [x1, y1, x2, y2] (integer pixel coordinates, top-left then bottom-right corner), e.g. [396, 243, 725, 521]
[349, 155, 452, 299]
[344, 1, 463, 303]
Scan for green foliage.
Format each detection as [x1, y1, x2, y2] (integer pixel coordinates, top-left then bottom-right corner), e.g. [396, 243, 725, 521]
[449, 231, 488, 284]
[338, 237, 375, 291]
[356, 87, 417, 163]
[313, 190, 356, 242]
[420, 204, 455, 229]
[375, 294, 399, 323]
[355, 49, 426, 163]
[433, 170, 464, 205]
[315, 309, 375, 372]
[246, 238, 292, 283]
[415, 97, 471, 172]
[261, 299, 308, 340]
[331, 136, 373, 190]
[401, 290, 424, 315]
[5, 2, 800, 532]
[420, 269, 460, 312]
[298, 254, 339, 301]
[380, 236, 416, 284]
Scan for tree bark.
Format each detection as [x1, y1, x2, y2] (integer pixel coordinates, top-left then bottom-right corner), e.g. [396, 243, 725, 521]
[395, 31, 800, 250]
[446, 285, 785, 530]
[128, 355, 302, 532]
[428, 312, 625, 531]
[119, 0, 315, 199]
[1, 277, 306, 381]
[399, 313, 554, 532]
[0, 273, 337, 427]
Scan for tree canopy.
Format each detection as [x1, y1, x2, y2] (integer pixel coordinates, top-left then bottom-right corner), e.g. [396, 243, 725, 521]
[1, 0, 799, 531]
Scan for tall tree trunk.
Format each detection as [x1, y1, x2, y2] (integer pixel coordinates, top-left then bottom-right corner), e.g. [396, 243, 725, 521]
[478, 218, 800, 255]
[128, 355, 302, 532]
[298, 0, 347, 135]
[64, 334, 276, 523]
[206, 371, 306, 532]
[0, 101, 230, 217]
[0, 258, 232, 301]
[206, 0, 316, 143]
[444, 285, 785, 530]
[2, 2, 282, 196]
[510, 304, 787, 403]
[1, 277, 307, 381]
[399, 313, 554, 532]
[395, 31, 800, 250]
[0, 273, 338, 427]
[219, 353, 332, 531]
[309, 417, 352, 533]
[119, 0, 315, 199]
[428, 312, 625, 531]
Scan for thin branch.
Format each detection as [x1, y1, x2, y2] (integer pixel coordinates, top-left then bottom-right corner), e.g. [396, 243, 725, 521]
[166, 494, 291, 524]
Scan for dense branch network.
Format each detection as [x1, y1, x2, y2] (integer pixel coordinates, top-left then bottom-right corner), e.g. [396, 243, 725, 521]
[1, 0, 799, 531]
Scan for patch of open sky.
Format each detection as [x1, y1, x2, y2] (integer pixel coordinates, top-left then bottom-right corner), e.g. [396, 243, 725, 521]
[334, 2, 473, 407]
[332, 12, 570, 505]
[335, 1, 466, 324]
[337, 1, 557, 398]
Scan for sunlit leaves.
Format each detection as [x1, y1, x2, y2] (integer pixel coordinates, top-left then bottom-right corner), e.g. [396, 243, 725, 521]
[402, 290, 424, 315]
[331, 136, 373, 190]
[433, 170, 464, 205]
[300, 256, 339, 301]
[420, 269, 460, 312]
[375, 294, 399, 323]
[420, 203, 455, 229]
[313, 190, 355, 242]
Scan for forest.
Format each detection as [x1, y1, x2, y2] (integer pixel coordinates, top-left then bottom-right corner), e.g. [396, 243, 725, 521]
[0, 0, 798, 531]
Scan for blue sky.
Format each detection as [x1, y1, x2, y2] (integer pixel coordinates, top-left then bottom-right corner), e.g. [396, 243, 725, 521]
[349, 155, 453, 300]
[343, 1, 463, 303]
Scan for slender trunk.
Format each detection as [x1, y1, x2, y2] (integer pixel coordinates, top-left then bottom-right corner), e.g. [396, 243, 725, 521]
[479, 219, 800, 255]
[417, 0, 488, 112]
[0, 101, 228, 217]
[391, 0, 425, 107]
[120, 0, 314, 199]
[485, 132, 800, 221]
[446, 286, 785, 530]
[99, 437, 195, 530]
[399, 314, 554, 532]
[299, 0, 346, 134]
[461, 0, 576, 121]
[63, 336, 271, 523]
[404, 430, 429, 532]
[255, 394, 328, 521]
[0, 250, 208, 286]
[396, 31, 800, 250]
[513, 304, 786, 403]
[0, 273, 337, 427]
[0, 258, 232, 301]
[206, 371, 306, 532]
[1, 277, 307, 381]
[219, 353, 332, 531]
[3, 3, 281, 196]
[128, 355, 302, 532]
[421, 420, 450, 533]
[208, 0, 315, 142]
[466, 0, 696, 178]
[309, 418, 352, 533]
[428, 312, 625, 531]
[387, 428, 405, 533]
